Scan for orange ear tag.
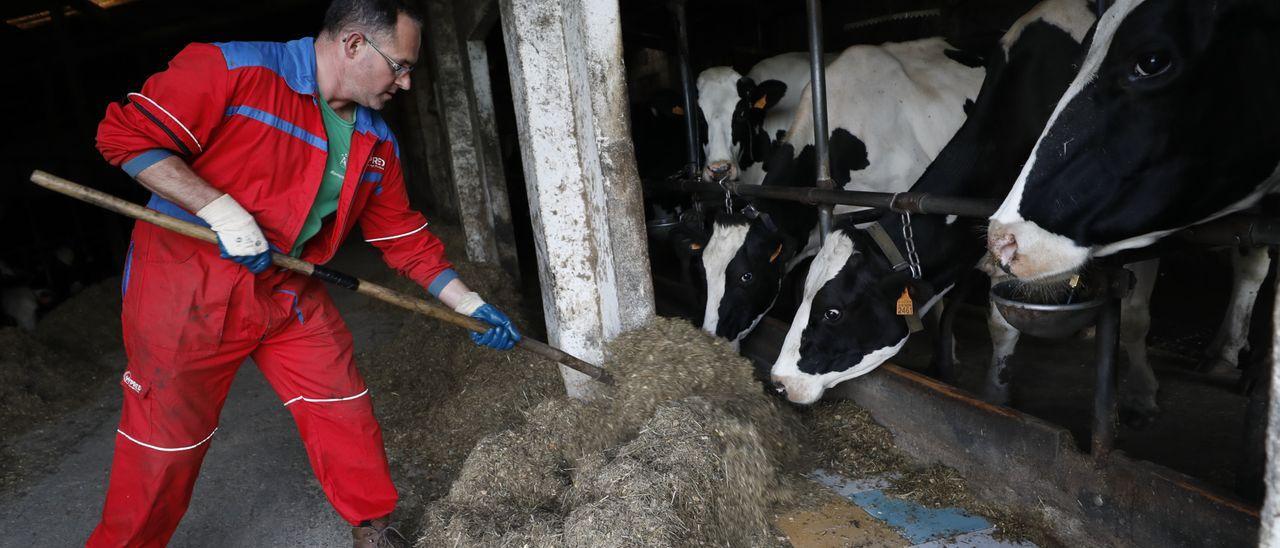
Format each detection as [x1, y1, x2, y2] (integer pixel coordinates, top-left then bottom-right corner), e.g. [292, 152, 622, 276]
[672, 105, 685, 116]
[753, 96, 768, 109]
[769, 243, 784, 263]
[895, 288, 914, 316]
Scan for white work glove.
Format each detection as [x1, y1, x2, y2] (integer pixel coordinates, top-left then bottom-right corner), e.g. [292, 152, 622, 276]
[452, 291, 487, 316]
[196, 194, 272, 273]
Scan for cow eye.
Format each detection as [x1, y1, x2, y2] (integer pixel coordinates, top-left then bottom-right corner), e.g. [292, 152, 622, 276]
[823, 308, 843, 323]
[740, 272, 754, 284]
[1132, 51, 1171, 79]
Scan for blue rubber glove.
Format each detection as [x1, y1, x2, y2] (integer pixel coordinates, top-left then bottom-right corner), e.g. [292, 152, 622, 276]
[470, 303, 520, 351]
[217, 238, 273, 274]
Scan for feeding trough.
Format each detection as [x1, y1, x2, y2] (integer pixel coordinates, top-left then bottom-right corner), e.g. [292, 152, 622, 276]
[989, 276, 1105, 339]
[646, 216, 682, 240]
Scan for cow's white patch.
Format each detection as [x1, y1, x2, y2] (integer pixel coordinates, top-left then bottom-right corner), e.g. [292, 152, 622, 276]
[701, 222, 751, 335]
[988, 219, 1091, 280]
[786, 38, 985, 197]
[697, 67, 743, 181]
[1001, 0, 1095, 58]
[775, 336, 909, 405]
[771, 233, 856, 403]
[945, 214, 958, 225]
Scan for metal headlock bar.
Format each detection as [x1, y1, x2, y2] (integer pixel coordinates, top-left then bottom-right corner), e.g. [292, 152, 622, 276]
[805, 0, 835, 242]
[646, 178, 1001, 218]
[668, 0, 701, 179]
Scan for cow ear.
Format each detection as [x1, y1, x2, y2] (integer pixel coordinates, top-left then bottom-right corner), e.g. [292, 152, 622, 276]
[736, 77, 757, 99]
[753, 80, 787, 111]
[907, 279, 937, 305]
[876, 271, 912, 299]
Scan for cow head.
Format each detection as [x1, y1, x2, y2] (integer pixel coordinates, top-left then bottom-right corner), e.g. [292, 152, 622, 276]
[769, 0, 1099, 404]
[697, 67, 786, 181]
[989, 0, 1280, 281]
[770, 228, 932, 404]
[700, 208, 794, 345]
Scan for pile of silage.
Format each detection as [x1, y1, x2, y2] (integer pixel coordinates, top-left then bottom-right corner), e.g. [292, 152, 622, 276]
[0, 276, 122, 491]
[417, 317, 802, 547]
[357, 225, 567, 517]
[0, 276, 122, 436]
[35, 275, 124, 361]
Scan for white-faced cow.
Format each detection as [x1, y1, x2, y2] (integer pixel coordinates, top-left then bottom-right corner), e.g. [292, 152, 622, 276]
[770, 0, 1105, 405]
[702, 37, 986, 346]
[697, 53, 833, 185]
[987, 0, 1280, 377]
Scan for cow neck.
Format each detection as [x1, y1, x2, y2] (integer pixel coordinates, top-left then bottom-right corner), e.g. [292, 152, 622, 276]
[869, 210, 981, 298]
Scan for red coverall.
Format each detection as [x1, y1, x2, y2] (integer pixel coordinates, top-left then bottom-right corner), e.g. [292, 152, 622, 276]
[87, 38, 460, 546]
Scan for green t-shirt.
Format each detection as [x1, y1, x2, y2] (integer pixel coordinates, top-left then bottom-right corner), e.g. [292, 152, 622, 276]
[292, 98, 355, 257]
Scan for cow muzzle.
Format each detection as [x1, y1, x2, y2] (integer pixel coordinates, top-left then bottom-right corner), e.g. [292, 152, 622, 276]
[987, 225, 1018, 275]
[986, 220, 1090, 281]
[702, 161, 736, 182]
[769, 374, 824, 405]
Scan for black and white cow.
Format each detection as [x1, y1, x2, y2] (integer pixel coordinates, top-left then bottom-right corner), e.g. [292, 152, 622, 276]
[697, 53, 832, 184]
[702, 37, 986, 345]
[986, 0, 1280, 377]
[987, 0, 1280, 280]
[770, 0, 1105, 404]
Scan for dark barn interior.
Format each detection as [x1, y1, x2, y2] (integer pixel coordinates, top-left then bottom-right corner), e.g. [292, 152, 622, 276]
[0, 0, 1273, 546]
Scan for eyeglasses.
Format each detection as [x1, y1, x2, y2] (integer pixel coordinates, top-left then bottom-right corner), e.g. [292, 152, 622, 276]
[361, 35, 414, 77]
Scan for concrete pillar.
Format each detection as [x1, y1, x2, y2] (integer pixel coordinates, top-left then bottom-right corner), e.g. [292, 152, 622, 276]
[425, 0, 499, 263]
[407, 58, 458, 224]
[499, 0, 655, 398]
[466, 40, 520, 277]
[1259, 275, 1280, 547]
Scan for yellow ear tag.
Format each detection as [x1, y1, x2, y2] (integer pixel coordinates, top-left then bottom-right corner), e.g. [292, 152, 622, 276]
[690, 242, 703, 251]
[1068, 274, 1081, 288]
[769, 243, 784, 263]
[672, 105, 685, 116]
[753, 95, 768, 109]
[895, 288, 914, 316]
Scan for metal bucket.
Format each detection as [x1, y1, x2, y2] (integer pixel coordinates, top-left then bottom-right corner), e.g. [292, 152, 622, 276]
[990, 279, 1104, 339]
[646, 218, 682, 241]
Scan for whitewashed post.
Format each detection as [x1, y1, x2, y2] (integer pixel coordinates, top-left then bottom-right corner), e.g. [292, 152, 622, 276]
[424, 0, 499, 263]
[499, 0, 655, 398]
[1259, 274, 1280, 546]
[465, 40, 521, 277]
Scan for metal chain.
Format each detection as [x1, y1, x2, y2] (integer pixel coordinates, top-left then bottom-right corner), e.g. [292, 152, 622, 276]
[715, 172, 733, 211]
[900, 211, 922, 280]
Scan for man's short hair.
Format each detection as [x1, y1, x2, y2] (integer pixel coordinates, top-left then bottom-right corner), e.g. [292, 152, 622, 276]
[322, 0, 423, 38]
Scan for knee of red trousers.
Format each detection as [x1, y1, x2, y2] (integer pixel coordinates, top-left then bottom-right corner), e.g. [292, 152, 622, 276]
[87, 435, 211, 548]
[287, 395, 397, 525]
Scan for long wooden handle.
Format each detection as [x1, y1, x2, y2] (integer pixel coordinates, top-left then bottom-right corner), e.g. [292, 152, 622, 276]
[30, 170, 613, 385]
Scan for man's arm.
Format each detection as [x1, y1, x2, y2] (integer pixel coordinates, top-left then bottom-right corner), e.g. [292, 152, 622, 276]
[135, 156, 272, 272]
[133, 156, 222, 212]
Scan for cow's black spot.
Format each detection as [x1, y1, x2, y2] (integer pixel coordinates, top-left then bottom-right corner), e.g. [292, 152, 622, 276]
[828, 128, 870, 184]
[944, 48, 987, 69]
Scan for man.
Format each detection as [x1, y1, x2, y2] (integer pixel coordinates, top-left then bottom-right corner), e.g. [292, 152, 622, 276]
[88, 1, 518, 546]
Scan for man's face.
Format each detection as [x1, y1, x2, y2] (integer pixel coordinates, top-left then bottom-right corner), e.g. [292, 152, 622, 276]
[350, 13, 420, 110]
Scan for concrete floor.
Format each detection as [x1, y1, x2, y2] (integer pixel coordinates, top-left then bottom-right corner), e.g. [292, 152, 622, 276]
[0, 241, 407, 547]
